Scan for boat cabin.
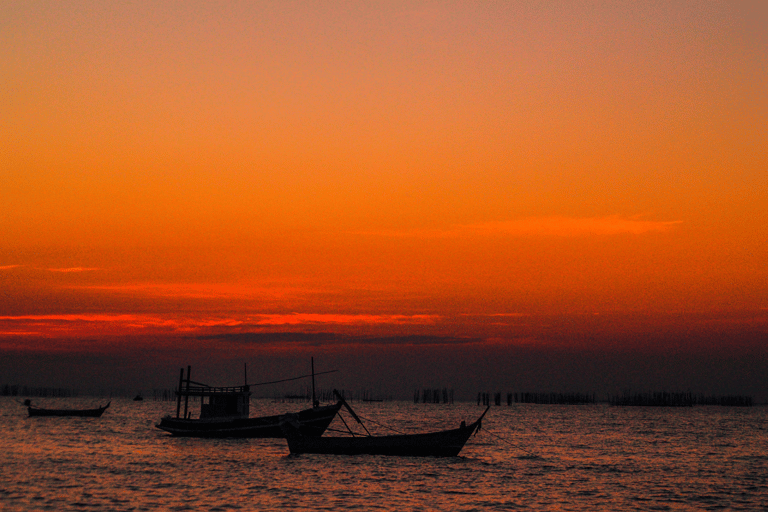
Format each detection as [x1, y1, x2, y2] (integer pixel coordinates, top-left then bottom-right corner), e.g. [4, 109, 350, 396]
[198, 385, 250, 419]
[175, 366, 251, 420]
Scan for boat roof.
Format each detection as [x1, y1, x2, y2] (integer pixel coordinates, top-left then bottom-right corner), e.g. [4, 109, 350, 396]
[178, 385, 251, 398]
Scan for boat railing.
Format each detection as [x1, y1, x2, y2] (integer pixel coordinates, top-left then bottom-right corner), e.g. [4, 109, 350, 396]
[176, 385, 251, 397]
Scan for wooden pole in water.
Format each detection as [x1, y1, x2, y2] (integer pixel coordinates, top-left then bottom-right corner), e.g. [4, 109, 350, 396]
[176, 367, 184, 418]
[183, 365, 191, 419]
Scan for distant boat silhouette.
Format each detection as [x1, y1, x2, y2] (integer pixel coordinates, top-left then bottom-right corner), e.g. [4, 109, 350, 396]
[133, 394, 143, 401]
[27, 401, 110, 418]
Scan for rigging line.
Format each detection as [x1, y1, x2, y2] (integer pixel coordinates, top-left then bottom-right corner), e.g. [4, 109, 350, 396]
[336, 411, 359, 437]
[247, 369, 339, 387]
[482, 428, 540, 459]
[325, 427, 356, 434]
[354, 413, 407, 435]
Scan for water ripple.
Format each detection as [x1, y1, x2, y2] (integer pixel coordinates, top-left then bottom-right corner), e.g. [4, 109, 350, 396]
[2, 398, 768, 510]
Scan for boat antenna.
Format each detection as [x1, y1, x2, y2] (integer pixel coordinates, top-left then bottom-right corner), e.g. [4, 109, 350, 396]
[311, 357, 318, 408]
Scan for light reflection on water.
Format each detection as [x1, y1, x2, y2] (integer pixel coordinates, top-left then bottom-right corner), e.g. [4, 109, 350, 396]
[1, 397, 766, 510]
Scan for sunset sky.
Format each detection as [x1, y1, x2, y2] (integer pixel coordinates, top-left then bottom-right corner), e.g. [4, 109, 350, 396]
[2, 2, 766, 399]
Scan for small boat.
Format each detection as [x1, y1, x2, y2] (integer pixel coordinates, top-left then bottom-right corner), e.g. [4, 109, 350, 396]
[282, 394, 489, 457]
[27, 401, 110, 418]
[155, 365, 342, 438]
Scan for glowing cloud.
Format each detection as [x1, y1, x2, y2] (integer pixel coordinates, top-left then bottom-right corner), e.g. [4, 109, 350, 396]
[462, 217, 683, 237]
[71, 283, 319, 300]
[250, 313, 441, 326]
[0, 313, 442, 340]
[0, 314, 184, 339]
[358, 216, 681, 238]
[0, 314, 140, 322]
[47, 267, 100, 273]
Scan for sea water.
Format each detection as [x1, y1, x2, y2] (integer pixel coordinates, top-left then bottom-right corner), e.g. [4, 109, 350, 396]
[1, 397, 766, 510]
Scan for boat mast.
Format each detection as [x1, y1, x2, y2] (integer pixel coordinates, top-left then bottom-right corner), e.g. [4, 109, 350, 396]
[183, 365, 191, 419]
[176, 367, 184, 418]
[311, 357, 318, 408]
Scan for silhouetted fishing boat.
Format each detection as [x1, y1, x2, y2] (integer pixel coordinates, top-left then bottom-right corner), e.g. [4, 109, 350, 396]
[282, 392, 489, 457]
[27, 401, 110, 417]
[157, 402, 342, 438]
[156, 364, 342, 438]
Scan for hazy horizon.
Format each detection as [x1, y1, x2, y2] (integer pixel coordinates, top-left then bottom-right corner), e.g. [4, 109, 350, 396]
[3, 2, 766, 405]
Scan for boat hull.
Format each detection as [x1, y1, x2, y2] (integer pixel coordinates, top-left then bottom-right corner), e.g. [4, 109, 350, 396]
[155, 402, 341, 438]
[283, 416, 483, 457]
[27, 402, 110, 418]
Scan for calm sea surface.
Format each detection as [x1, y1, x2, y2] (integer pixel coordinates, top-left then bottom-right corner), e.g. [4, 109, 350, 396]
[1, 397, 766, 510]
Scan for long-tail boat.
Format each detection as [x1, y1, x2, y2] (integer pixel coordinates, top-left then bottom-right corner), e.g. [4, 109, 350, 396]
[282, 391, 489, 457]
[27, 401, 110, 417]
[156, 364, 342, 438]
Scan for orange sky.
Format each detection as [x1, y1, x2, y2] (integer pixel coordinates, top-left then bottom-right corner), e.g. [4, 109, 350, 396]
[2, 2, 767, 396]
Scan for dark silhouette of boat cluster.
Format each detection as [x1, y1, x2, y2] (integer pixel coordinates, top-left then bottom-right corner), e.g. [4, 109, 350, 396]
[153, 361, 486, 457]
[18, 359, 486, 457]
